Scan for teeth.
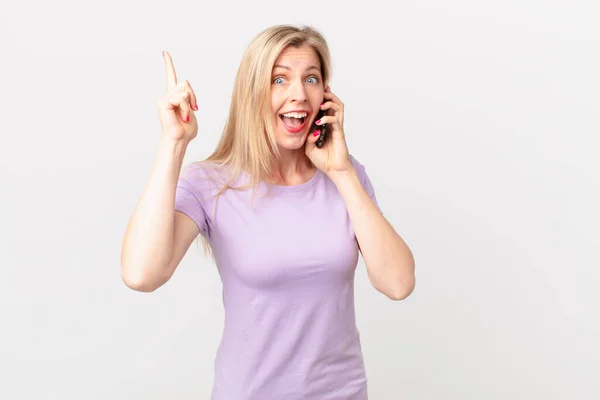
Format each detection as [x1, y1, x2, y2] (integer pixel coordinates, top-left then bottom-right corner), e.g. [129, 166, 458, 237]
[281, 112, 307, 119]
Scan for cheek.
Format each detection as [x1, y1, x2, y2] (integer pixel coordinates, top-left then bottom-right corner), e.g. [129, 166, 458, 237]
[271, 89, 283, 110]
[311, 90, 324, 105]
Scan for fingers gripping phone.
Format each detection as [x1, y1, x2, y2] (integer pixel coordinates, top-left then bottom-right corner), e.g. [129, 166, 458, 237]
[315, 106, 328, 148]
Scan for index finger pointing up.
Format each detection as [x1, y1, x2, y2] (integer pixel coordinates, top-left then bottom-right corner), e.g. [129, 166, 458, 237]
[163, 50, 178, 91]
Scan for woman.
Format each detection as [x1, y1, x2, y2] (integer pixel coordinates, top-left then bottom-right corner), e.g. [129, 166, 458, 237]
[121, 24, 415, 399]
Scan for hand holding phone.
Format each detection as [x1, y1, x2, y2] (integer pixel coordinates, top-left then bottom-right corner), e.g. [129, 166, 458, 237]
[315, 107, 327, 148]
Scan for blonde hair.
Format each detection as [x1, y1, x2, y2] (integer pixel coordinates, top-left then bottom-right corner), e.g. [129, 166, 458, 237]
[193, 24, 332, 260]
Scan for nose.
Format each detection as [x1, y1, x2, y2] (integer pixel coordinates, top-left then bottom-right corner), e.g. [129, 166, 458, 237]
[288, 80, 308, 103]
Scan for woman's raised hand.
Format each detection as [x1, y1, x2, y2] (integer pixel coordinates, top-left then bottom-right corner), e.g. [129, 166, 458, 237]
[156, 51, 199, 142]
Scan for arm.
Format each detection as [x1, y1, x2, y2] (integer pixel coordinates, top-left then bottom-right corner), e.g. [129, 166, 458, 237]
[120, 138, 199, 292]
[331, 168, 415, 300]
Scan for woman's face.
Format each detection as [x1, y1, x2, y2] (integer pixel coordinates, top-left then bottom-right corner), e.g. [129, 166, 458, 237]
[270, 45, 324, 151]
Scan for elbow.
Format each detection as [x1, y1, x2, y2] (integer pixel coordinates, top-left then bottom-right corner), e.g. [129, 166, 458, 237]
[382, 272, 416, 301]
[386, 279, 415, 301]
[121, 266, 161, 292]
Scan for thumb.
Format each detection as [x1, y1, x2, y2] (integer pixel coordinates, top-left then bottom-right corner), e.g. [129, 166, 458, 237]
[305, 129, 320, 151]
[309, 128, 323, 146]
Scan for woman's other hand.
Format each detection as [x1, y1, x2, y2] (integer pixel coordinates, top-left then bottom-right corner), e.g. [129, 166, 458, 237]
[156, 51, 199, 143]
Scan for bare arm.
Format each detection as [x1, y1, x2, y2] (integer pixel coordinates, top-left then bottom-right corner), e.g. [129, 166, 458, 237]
[331, 168, 415, 301]
[120, 50, 200, 292]
[120, 139, 199, 292]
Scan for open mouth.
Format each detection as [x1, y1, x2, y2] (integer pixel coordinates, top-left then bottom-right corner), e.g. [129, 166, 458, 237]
[279, 112, 308, 133]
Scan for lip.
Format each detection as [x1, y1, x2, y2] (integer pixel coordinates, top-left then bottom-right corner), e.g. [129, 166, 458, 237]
[279, 109, 311, 134]
[279, 109, 311, 115]
[279, 116, 307, 134]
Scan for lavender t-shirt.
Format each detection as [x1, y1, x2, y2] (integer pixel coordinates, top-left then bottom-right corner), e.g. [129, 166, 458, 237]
[175, 154, 381, 400]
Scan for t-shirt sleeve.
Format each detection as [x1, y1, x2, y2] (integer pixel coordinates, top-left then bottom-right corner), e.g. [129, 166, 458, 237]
[350, 155, 383, 215]
[174, 164, 211, 238]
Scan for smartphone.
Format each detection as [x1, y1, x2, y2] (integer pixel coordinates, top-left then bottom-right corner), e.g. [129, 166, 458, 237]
[315, 107, 328, 148]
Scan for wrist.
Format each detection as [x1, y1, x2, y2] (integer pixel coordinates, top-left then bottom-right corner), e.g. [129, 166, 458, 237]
[328, 166, 358, 186]
[159, 137, 189, 157]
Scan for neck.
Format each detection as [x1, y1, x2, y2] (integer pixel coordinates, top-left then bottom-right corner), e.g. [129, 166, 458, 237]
[268, 148, 314, 185]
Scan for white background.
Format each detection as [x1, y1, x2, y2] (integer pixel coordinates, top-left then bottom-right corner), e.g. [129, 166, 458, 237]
[1, 0, 598, 398]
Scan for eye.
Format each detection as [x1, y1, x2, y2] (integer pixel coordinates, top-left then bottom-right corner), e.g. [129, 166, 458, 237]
[273, 77, 285, 84]
[306, 76, 318, 84]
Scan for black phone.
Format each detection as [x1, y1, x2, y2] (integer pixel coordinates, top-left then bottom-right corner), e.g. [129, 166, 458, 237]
[315, 108, 328, 148]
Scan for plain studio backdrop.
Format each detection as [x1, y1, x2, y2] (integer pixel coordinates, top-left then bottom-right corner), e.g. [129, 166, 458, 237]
[1, 1, 598, 399]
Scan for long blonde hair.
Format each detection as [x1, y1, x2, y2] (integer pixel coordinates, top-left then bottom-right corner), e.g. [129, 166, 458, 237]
[193, 24, 332, 259]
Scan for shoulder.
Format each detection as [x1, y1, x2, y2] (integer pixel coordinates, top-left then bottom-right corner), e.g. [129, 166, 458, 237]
[180, 160, 223, 181]
[179, 160, 232, 188]
[177, 160, 231, 201]
[348, 154, 370, 181]
[348, 154, 364, 170]
[347, 154, 380, 205]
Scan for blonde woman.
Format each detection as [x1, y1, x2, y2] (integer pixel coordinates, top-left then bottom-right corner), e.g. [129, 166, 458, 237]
[121, 25, 415, 399]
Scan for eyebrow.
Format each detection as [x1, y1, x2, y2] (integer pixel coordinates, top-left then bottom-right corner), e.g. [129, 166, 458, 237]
[273, 64, 320, 72]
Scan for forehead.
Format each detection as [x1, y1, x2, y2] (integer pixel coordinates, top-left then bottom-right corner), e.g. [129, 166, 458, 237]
[273, 45, 320, 69]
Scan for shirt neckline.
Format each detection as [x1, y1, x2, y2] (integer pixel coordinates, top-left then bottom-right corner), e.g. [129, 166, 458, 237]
[261, 167, 323, 193]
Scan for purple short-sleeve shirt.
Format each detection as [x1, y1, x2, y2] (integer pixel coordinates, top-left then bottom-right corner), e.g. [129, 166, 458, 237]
[175, 155, 381, 400]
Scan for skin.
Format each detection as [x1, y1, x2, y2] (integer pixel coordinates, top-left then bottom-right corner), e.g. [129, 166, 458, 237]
[269, 45, 328, 185]
[122, 48, 416, 300]
[269, 45, 357, 184]
[271, 46, 416, 300]
[121, 51, 200, 292]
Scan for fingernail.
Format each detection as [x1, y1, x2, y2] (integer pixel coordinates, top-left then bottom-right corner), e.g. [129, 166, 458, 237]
[315, 119, 321, 125]
[194, 104, 198, 111]
[186, 115, 190, 122]
[314, 130, 321, 137]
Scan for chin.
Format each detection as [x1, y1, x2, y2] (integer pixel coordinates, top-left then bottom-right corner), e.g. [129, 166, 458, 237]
[276, 136, 307, 151]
